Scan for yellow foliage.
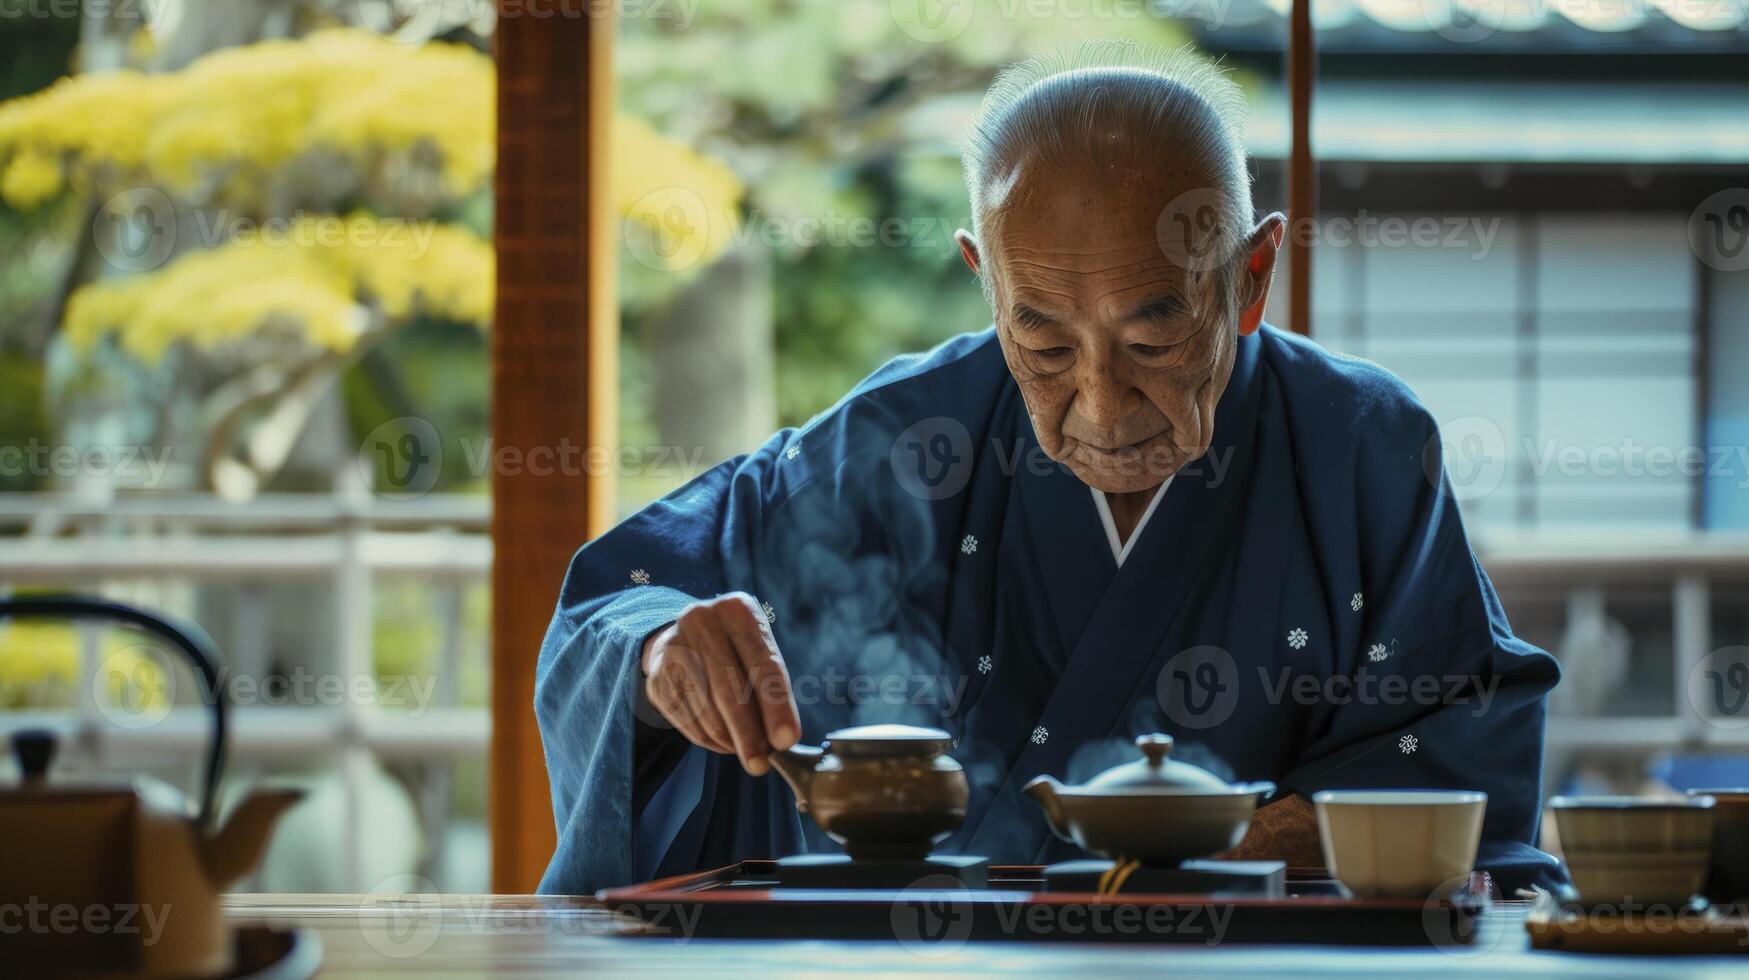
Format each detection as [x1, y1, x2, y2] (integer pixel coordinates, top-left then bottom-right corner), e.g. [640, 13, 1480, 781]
[1, 149, 62, 207]
[0, 29, 494, 209]
[0, 27, 745, 355]
[64, 214, 494, 360]
[613, 114, 744, 272]
[0, 622, 166, 712]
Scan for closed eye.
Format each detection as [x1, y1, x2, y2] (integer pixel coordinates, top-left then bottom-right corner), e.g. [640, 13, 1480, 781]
[1129, 343, 1176, 358]
[1024, 345, 1076, 374]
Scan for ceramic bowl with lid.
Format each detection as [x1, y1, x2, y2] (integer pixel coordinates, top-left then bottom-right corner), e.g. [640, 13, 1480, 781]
[1023, 733, 1274, 865]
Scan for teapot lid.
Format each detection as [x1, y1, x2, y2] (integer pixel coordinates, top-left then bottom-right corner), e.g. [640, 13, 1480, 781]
[822, 723, 952, 759]
[3, 729, 193, 816]
[1078, 734, 1235, 794]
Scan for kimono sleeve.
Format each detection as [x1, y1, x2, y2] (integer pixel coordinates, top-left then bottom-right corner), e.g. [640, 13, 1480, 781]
[533, 431, 787, 895]
[1275, 380, 1565, 894]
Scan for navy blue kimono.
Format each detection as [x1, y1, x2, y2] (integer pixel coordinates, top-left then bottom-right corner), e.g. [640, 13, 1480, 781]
[535, 324, 1564, 895]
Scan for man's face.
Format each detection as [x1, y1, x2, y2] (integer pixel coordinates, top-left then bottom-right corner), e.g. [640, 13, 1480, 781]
[975, 164, 1243, 495]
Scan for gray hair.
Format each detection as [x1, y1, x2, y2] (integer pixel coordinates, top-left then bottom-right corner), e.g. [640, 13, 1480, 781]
[959, 41, 1255, 308]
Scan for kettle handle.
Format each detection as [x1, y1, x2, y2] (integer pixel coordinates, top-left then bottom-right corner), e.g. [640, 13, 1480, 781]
[0, 594, 227, 830]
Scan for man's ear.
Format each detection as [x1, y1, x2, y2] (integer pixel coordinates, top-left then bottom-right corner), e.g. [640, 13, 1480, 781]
[1237, 213, 1286, 337]
[954, 229, 981, 276]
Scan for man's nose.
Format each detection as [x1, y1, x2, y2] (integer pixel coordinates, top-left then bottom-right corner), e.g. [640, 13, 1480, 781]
[1075, 356, 1141, 432]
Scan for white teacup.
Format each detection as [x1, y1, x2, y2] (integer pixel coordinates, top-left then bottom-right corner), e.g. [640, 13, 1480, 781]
[1313, 790, 1488, 900]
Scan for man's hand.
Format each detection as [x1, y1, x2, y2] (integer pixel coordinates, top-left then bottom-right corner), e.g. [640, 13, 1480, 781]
[640, 592, 801, 776]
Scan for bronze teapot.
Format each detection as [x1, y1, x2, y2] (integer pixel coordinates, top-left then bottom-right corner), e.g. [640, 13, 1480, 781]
[1025, 733, 1273, 865]
[768, 724, 968, 861]
[0, 595, 302, 979]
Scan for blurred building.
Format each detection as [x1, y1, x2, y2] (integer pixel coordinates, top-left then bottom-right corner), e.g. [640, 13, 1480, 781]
[1208, 0, 1749, 529]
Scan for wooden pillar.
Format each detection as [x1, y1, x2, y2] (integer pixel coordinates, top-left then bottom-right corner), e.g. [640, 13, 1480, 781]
[490, 0, 617, 894]
[1288, 0, 1315, 336]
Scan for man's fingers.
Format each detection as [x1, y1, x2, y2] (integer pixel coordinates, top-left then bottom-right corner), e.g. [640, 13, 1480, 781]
[720, 594, 801, 750]
[681, 603, 772, 774]
[700, 651, 770, 775]
[662, 678, 733, 754]
[656, 679, 729, 753]
[654, 645, 733, 754]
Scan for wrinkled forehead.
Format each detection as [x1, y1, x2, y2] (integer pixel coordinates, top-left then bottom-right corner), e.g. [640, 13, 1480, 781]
[983, 156, 1229, 295]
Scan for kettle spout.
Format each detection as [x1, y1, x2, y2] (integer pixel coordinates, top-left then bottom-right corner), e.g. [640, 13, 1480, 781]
[766, 744, 824, 812]
[203, 788, 304, 887]
[1023, 775, 1072, 842]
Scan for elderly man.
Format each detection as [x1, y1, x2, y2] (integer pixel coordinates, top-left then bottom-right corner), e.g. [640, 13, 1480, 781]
[536, 43, 1562, 894]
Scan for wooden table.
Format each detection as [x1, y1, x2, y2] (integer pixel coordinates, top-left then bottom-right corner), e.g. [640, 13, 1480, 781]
[225, 893, 1748, 977]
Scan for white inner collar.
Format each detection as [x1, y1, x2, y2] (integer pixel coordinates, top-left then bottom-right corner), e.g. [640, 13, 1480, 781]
[1090, 476, 1173, 567]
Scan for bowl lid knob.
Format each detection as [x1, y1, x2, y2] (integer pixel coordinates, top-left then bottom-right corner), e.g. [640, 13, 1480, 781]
[1136, 733, 1174, 765]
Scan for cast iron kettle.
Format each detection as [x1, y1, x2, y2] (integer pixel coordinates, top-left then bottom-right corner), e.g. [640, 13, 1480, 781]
[0, 595, 302, 979]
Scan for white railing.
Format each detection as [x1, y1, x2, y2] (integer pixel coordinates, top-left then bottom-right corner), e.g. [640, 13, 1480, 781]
[1476, 528, 1749, 762]
[0, 487, 493, 892]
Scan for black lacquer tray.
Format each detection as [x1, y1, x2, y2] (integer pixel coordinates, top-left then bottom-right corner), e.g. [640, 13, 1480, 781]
[598, 861, 1493, 945]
